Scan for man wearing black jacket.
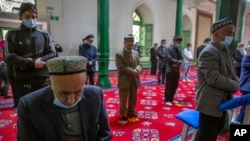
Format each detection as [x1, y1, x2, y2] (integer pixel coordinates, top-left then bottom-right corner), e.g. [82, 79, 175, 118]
[150, 43, 158, 75]
[164, 35, 183, 106]
[156, 39, 167, 84]
[5, 3, 56, 108]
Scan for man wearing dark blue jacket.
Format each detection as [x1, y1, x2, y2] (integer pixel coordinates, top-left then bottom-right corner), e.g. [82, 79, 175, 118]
[17, 56, 112, 141]
[5, 3, 56, 108]
[79, 34, 98, 85]
[236, 50, 250, 123]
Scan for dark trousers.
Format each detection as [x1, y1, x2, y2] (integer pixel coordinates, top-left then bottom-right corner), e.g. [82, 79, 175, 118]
[150, 61, 157, 75]
[86, 71, 95, 85]
[165, 71, 179, 102]
[157, 66, 166, 84]
[14, 79, 48, 107]
[195, 112, 227, 141]
[0, 72, 10, 97]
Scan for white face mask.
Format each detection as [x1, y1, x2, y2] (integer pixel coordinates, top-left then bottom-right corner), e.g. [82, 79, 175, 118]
[53, 97, 82, 109]
[220, 36, 233, 47]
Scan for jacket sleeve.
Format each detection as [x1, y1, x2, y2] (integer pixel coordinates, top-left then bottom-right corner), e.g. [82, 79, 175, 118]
[165, 48, 181, 65]
[79, 45, 84, 56]
[183, 49, 193, 60]
[234, 49, 243, 62]
[41, 32, 56, 62]
[150, 48, 156, 58]
[196, 46, 201, 59]
[90, 46, 98, 64]
[115, 53, 135, 75]
[4, 31, 35, 69]
[198, 49, 240, 93]
[17, 98, 39, 141]
[156, 47, 166, 59]
[242, 53, 250, 71]
[97, 88, 112, 141]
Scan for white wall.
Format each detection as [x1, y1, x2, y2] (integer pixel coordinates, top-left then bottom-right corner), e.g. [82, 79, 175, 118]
[47, 0, 98, 57]
[47, 0, 178, 70]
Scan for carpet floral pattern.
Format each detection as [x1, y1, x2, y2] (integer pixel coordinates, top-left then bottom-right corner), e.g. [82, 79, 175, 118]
[0, 67, 231, 141]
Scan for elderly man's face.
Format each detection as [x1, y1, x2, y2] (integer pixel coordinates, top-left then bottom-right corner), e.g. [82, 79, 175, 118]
[49, 73, 86, 106]
[215, 24, 235, 42]
[124, 41, 134, 52]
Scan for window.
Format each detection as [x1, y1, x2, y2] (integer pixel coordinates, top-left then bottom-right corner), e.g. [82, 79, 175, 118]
[0, 0, 36, 13]
[133, 12, 142, 43]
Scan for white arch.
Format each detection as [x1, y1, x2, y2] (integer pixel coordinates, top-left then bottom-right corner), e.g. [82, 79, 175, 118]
[183, 15, 192, 31]
[132, 1, 154, 24]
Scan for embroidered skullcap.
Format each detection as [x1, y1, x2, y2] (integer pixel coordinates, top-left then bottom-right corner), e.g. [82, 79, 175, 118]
[124, 34, 134, 42]
[19, 3, 37, 14]
[211, 17, 233, 33]
[204, 37, 211, 43]
[85, 34, 94, 39]
[173, 35, 183, 41]
[46, 56, 87, 75]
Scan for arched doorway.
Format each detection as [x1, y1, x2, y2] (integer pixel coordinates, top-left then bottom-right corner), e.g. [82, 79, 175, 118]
[132, 4, 153, 67]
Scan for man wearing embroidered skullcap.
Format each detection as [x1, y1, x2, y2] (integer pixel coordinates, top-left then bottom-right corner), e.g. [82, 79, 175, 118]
[17, 56, 112, 141]
[5, 2, 56, 108]
[195, 18, 239, 141]
[115, 34, 142, 124]
[79, 34, 98, 85]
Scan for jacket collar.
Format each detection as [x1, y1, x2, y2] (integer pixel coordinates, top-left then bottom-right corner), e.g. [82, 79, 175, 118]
[42, 87, 92, 140]
[20, 23, 37, 31]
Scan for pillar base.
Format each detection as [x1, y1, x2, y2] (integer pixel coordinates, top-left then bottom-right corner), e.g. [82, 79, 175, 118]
[96, 75, 111, 88]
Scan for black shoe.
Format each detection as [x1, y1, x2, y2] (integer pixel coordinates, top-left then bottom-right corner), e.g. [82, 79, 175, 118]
[118, 116, 128, 124]
[120, 116, 127, 121]
[127, 114, 137, 118]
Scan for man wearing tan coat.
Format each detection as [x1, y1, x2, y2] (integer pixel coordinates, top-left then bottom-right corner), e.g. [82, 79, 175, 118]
[115, 35, 142, 123]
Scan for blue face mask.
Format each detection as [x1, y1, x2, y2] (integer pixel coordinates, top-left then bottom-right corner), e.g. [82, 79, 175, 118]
[175, 43, 181, 48]
[220, 36, 233, 47]
[22, 19, 36, 28]
[53, 97, 82, 109]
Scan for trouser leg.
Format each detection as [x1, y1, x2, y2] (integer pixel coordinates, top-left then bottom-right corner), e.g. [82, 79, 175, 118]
[119, 88, 129, 117]
[157, 68, 163, 84]
[15, 79, 48, 107]
[88, 71, 95, 85]
[161, 66, 166, 83]
[165, 71, 179, 102]
[195, 112, 226, 141]
[127, 82, 138, 116]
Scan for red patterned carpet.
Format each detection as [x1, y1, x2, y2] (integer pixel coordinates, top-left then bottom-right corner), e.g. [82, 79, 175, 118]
[0, 67, 231, 141]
